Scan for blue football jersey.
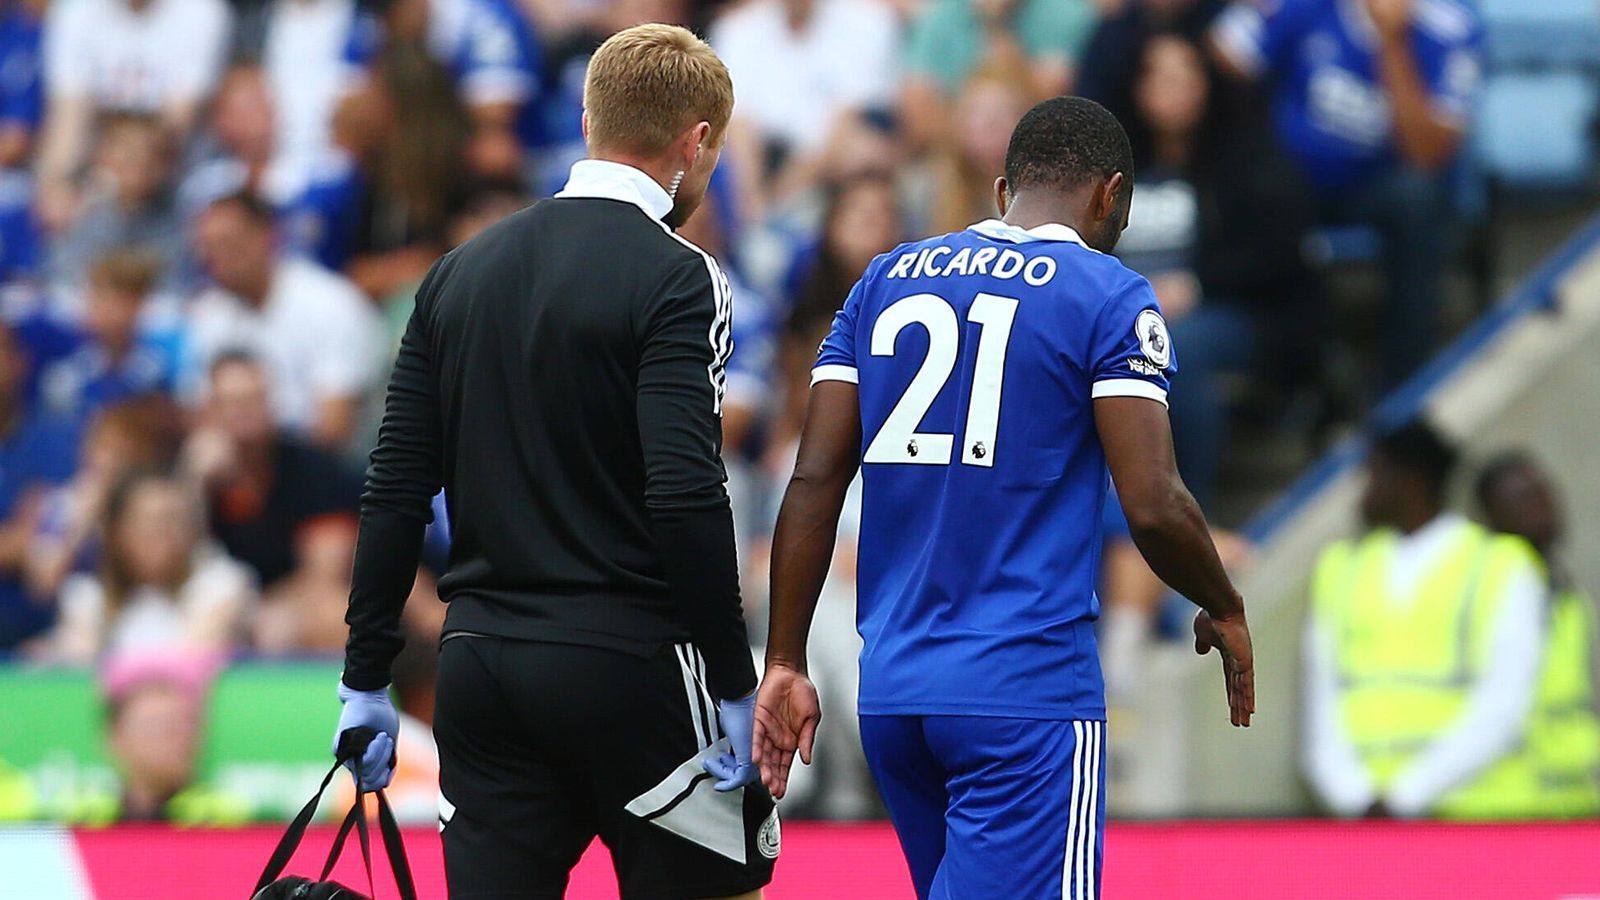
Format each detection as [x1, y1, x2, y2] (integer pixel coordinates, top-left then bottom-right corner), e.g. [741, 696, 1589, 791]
[1212, 0, 1482, 193]
[814, 219, 1177, 720]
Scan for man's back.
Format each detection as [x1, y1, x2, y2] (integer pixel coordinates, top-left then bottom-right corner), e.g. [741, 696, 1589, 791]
[814, 218, 1175, 720]
[386, 190, 733, 658]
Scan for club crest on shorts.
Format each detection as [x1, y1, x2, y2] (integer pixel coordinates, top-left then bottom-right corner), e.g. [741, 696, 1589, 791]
[757, 808, 781, 859]
[1135, 309, 1172, 369]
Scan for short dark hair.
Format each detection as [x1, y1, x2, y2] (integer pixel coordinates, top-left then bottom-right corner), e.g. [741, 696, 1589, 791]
[1474, 451, 1538, 505]
[205, 189, 277, 229]
[1004, 96, 1134, 198]
[1372, 421, 1458, 496]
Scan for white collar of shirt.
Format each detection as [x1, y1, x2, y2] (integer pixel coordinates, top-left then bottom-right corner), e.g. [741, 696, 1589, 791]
[968, 218, 1095, 251]
[555, 159, 674, 222]
[1386, 512, 1470, 603]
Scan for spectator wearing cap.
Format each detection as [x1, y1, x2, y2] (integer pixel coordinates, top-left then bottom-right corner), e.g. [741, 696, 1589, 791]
[187, 191, 384, 452]
[1211, 0, 1483, 383]
[58, 655, 248, 825]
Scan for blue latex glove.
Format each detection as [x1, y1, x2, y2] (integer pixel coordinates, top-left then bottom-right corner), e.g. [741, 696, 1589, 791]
[334, 681, 399, 791]
[702, 691, 760, 792]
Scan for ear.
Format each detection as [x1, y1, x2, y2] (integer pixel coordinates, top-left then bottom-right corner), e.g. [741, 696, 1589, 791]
[580, 111, 590, 142]
[1096, 172, 1126, 223]
[682, 120, 712, 169]
[993, 176, 1009, 217]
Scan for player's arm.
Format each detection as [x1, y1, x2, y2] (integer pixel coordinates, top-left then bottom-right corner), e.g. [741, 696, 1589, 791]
[334, 260, 449, 789]
[638, 257, 762, 790]
[1095, 396, 1254, 726]
[758, 380, 861, 798]
[1367, 0, 1471, 170]
[636, 258, 757, 701]
[343, 261, 449, 692]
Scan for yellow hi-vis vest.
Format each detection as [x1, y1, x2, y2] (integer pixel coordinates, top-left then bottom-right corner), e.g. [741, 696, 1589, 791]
[1311, 520, 1543, 819]
[1525, 586, 1600, 818]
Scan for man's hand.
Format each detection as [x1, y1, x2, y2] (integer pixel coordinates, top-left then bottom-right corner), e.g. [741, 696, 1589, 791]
[703, 692, 761, 792]
[333, 682, 399, 790]
[750, 665, 821, 800]
[1193, 610, 1255, 727]
[1365, 0, 1413, 40]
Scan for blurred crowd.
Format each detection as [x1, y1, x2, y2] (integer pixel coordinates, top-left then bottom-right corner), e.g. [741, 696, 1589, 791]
[0, 0, 1538, 821]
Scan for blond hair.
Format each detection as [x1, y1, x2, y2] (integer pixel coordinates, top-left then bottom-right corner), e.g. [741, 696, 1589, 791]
[583, 23, 734, 157]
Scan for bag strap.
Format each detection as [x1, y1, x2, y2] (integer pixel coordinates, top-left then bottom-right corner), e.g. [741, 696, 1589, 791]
[252, 757, 345, 893]
[376, 792, 418, 900]
[254, 726, 418, 900]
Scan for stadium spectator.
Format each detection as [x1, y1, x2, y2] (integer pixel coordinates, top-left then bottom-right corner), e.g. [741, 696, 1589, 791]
[183, 352, 363, 589]
[900, 0, 1098, 151]
[1211, 0, 1483, 383]
[341, 0, 541, 183]
[1076, 0, 1224, 125]
[34, 0, 232, 232]
[25, 398, 182, 600]
[1476, 454, 1600, 818]
[179, 66, 297, 220]
[45, 114, 186, 296]
[772, 174, 905, 458]
[904, 61, 1030, 237]
[37, 249, 178, 425]
[188, 191, 384, 451]
[289, 46, 470, 297]
[1304, 423, 1546, 819]
[1118, 32, 1313, 504]
[47, 469, 255, 665]
[95, 654, 245, 824]
[709, 0, 899, 202]
[0, 322, 78, 651]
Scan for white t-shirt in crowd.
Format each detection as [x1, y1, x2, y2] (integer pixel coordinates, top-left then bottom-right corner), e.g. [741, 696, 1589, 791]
[710, 0, 899, 154]
[44, 0, 233, 112]
[264, 0, 356, 198]
[56, 548, 257, 661]
[186, 257, 384, 433]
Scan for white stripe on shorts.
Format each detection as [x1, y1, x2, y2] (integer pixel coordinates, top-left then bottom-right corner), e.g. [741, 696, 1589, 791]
[675, 644, 713, 749]
[1064, 720, 1104, 899]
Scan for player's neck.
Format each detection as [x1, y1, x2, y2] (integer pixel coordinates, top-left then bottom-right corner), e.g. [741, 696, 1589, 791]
[1001, 190, 1094, 239]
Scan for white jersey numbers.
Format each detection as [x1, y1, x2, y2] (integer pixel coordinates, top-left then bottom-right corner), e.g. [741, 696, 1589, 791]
[863, 292, 1020, 467]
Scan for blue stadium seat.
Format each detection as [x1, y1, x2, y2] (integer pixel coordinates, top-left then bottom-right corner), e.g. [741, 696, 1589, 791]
[1479, 0, 1600, 68]
[1474, 71, 1599, 190]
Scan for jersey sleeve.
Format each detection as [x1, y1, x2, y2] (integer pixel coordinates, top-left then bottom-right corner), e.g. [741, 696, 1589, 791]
[1087, 277, 1177, 407]
[811, 276, 866, 386]
[456, 3, 538, 108]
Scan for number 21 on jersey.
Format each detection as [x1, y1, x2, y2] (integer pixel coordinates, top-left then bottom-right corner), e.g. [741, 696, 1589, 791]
[863, 292, 1018, 468]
